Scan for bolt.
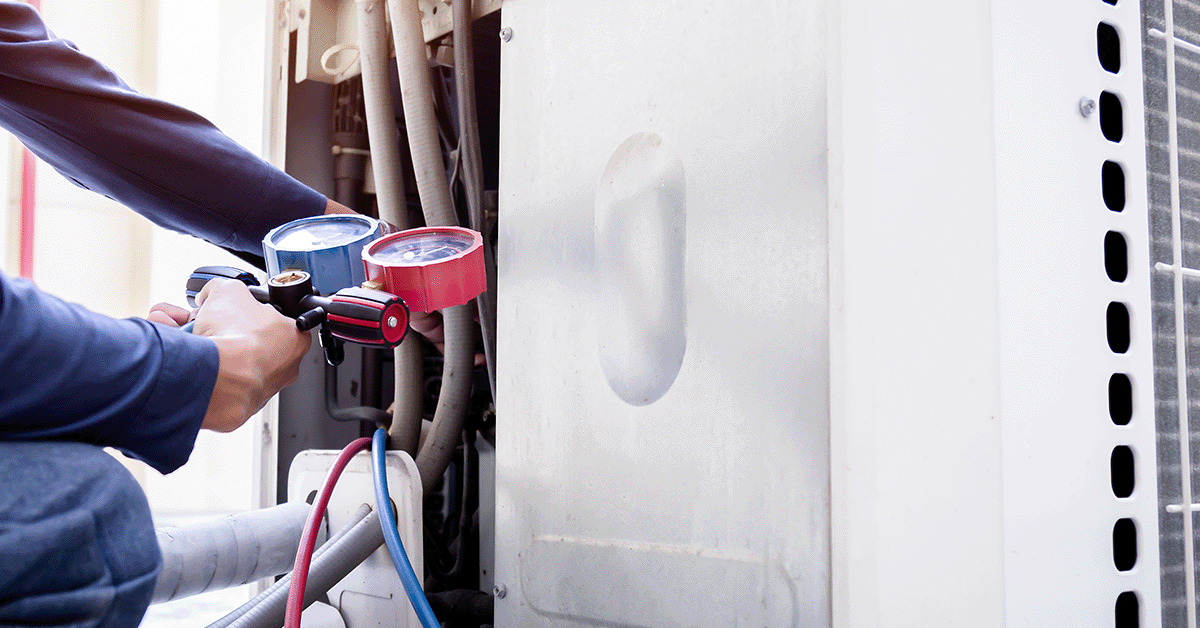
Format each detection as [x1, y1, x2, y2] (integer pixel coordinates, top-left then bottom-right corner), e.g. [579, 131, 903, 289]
[493, 584, 507, 599]
[1079, 96, 1096, 118]
[387, 316, 398, 328]
[500, 27, 513, 42]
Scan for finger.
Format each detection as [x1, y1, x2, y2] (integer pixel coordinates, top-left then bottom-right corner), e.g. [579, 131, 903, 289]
[147, 310, 180, 327]
[474, 353, 486, 367]
[194, 277, 229, 308]
[148, 302, 192, 327]
[195, 277, 253, 309]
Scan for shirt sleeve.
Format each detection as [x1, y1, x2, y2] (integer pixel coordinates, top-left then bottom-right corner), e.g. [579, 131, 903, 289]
[0, 272, 219, 475]
[0, 2, 326, 254]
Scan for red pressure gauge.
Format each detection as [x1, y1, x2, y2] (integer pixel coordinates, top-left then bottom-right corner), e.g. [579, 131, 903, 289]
[362, 226, 486, 313]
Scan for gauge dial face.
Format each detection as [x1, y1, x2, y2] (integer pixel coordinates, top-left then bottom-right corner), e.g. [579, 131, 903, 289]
[362, 227, 486, 312]
[370, 232, 476, 266]
[271, 219, 374, 251]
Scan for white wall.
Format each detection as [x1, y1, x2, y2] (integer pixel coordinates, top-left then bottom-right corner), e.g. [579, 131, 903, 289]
[2, 0, 273, 516]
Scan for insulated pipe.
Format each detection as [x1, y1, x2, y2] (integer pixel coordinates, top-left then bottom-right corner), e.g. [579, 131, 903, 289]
[453, 0, 498, 402]
[356, 0, 424, 455]
[205, 504, 372, 628]
[218, 507, 385, 628]
[387, 0, 476, 495]
[384, 0, 454, 228]
[152, 502, 312, 604]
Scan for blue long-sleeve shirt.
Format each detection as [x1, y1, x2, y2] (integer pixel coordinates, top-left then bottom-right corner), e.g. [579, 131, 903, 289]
[0, 1, 325, 474]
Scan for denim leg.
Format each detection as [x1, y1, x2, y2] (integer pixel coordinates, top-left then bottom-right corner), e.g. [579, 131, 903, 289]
[0, 441, 161, 628]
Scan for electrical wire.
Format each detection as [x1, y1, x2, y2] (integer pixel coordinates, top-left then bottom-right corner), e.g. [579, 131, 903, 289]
[284, 437, 372, 628]
[372, 428, 440, 628]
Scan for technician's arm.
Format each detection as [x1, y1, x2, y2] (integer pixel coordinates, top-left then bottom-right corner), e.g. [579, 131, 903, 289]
[0, 272, 309, 473]
[0, 2, 335, 253]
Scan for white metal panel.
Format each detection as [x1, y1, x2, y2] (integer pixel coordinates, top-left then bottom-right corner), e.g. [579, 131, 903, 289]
[288, 449, 423, 628]
[495, 0, 830, 626]
[828, 0, 1006, 626]
[992, 0, 1161, 625]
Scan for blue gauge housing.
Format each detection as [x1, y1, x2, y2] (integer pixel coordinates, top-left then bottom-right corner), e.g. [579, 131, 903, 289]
[263, 214, 383, 295]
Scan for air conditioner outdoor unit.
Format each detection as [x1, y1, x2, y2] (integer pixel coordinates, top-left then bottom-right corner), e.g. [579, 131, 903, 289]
[268, 0, 1189, 625]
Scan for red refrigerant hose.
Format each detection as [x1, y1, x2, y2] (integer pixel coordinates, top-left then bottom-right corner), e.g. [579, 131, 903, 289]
[283, 436, 372, 628]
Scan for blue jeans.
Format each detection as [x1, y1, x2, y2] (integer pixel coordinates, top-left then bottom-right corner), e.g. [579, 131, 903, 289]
[0, 441, 161, 628]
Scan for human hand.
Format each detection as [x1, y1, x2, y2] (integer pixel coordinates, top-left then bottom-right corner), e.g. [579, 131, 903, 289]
[190, 279, 312, 432]
[409, 310, 486, 366]
[147, 302, 191, 327]
[323, 197, 399, 233]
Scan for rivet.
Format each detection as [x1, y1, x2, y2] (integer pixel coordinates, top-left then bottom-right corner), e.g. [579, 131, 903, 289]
[1080, 96, 1097, 118]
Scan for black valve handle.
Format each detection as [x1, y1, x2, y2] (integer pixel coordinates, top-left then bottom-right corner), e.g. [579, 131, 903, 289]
[186, 265, 263, 307]
[186, 266, 409, 349]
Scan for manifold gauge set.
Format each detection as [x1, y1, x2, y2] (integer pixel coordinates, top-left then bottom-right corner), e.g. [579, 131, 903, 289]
[185, 215, 485, 359]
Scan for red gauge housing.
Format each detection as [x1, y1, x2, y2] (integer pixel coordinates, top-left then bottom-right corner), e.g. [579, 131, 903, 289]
[361, 226, 486, 313]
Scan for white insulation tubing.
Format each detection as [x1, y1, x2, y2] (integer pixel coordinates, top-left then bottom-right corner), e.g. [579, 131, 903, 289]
[356, 0, 425, 456]
[355, 0, 409, 230]
[222, 510, 385, 628]
[152, 501, 312, 604]
[385, 0, 455, 227]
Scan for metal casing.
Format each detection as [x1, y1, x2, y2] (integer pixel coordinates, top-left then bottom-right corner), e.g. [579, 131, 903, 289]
[495, 1, 829, 625]
[263, 214, 382, 295]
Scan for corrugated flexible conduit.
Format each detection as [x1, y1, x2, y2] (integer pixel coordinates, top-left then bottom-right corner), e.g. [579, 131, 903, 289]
[386, 0, 475, 495]
[453, 0, 498, 404]
[355, 0, 425, 456]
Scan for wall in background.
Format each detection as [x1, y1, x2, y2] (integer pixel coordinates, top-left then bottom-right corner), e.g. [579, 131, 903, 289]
[0, 0, 273, 516]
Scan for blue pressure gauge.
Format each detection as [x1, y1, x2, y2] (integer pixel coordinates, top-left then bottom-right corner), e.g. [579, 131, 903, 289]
[263, 214, 383, 295]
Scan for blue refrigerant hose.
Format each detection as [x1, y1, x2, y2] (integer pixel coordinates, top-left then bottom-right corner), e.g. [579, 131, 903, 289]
[372, 428, 440, 628]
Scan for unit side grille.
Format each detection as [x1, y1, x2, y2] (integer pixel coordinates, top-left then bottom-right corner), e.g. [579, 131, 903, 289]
[1145, 2, 1200, 627]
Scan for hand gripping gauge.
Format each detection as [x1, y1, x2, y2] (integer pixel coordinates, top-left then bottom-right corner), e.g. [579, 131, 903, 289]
[361, 226, 487, 312]
[185, 266, 409, 350]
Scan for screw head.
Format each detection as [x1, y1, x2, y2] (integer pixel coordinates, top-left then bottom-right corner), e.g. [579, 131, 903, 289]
[387, 316, 398, 328]
[1079, 96, 1096, 118]
[499, 27, 513, 42]
[493, 583, 507, 599]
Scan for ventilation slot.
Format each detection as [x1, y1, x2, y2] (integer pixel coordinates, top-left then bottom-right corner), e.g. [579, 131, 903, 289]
[1103, 161, 1125, 212]
[1098, 23, 1121, 73]
[1113, 518, 1138, 571]
[1107, 302, 1130, 353]
[1109, 373, 1132, 426]
[1105, 231, 1128, 282]
[1111, 446, 1134, 498]
[1115, 591, 1138, 628]
[1101, 91, 1124, 142]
